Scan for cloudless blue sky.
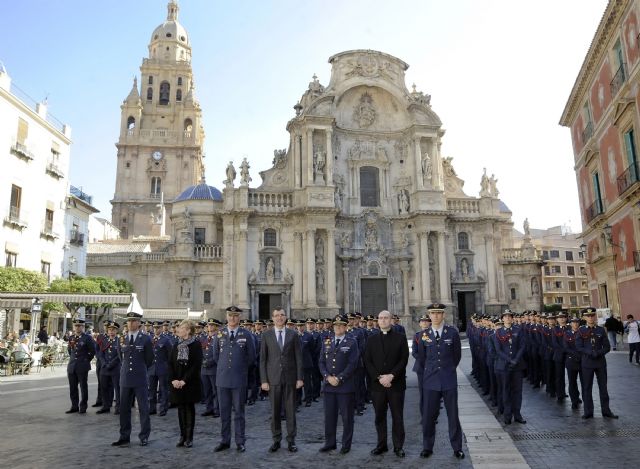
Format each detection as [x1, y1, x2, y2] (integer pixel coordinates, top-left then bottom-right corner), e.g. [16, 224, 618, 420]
[0, 0, 608, 232]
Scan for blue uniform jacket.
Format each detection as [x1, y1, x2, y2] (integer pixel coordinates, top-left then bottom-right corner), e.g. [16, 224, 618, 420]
[201, 334, 217, 376]
[300, 331, 316, 369]
[318, 334, 359, 393]
[551, 325, 567, 362]
[67, 332, 96, 374]
[411, 328, 430, 374]
[213, 327, 256, 388]
[493, 326, 526, 372]
[562, 329, 582, 370]
[97, 336, 120, 376]
[575, 325, 610, 369]
[418, 325, 461, 391]
[149, 334, 173, 376]
[119, 332, 153, 388]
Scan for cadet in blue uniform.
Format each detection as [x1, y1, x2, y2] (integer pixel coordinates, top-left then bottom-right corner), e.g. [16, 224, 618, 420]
[300, 320, 316, 406]
[318, 314, 359, 454]
[92, 322, 107, 408]
[418, 303, 464, 460]
[97, 321, 121, 414]
[149, 321, 173, 416]
[575, 308, 618, 419]
[552, 312, 569, 402]
[213, 306, 256, 453]
[201, 318, 221, 417]
[563, 316, 583, 409]
[493, 310, 527, 425]
[112, 311, 154, 447]
[411, 315, 431, 416]
[65, 318, 96, 414]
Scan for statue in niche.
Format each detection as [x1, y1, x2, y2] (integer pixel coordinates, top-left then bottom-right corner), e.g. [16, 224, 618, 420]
[272, 149, 287, 169]
[401, 232, 409, 249]
[523, 218, 531, 237]
[489, 174, 499, 197]
[315, 235, 325, 265]
[240, 157, 251, 186]
[461, 258, 469, 277]
[313, 145, 326, 183]
[340, 232, 351, 248]
[531, 277, 540, 295]
[364, 217, 378, 252]
[224, 161, 236, 188]
[421, 153, 432, 181]
[284, 269, 294, 284]
[398, 189, 410, 213]
[353, 92, 376, 128]
[334, 185, 344, 210]
[316, 267, 325, 292]
[266, 258, 275, 284]
[180, 279, 191, 299]
[480, 168, 491, 197]
[248, 269, 257, 283]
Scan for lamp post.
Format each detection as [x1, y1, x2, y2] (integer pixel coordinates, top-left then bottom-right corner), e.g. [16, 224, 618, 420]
[602, 223, 621, 315]
[30, 298, 42, 354]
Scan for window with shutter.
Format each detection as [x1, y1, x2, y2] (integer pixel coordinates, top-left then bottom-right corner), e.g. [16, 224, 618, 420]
[17, 118, 28, 144]
[359, 167, 379, 207]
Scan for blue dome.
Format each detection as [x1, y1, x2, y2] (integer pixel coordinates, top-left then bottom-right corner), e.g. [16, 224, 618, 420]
[174, 183, 223, 202]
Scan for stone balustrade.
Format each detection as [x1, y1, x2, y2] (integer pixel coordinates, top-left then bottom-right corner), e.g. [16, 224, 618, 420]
[194, 244, 223, 259]
[248, 191, 293, 211]
[447, 198, 480, 214]
[87, 253, 133, 265]
[124, 129, 195, 144]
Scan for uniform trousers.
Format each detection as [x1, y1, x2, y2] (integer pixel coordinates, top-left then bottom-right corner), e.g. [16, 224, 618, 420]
[148, 374, 169, 412]
[498, 369, 523, 420]
[581, 366, 612, 416]
[303, 368, 315, 403]
[565, 366, 582, 405]
[68, 370, 89, 411]
[201, 373, 219, 413]
[119, 385, 150, 441]
[422, 388, 462, 452]
[94, 360, 103, 405]
[100, 372, 120, 410]
[323, 392, 355, 449]
[553, 360, 566, 398]
[371, 388, 405, 450]
[218, 386, 247, 445]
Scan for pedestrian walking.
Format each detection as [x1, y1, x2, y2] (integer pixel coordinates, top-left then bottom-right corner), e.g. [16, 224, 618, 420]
[623, 315, 640, 364]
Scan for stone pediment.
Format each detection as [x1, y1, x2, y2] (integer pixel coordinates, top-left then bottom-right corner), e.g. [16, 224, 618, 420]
[408, 102, 442, 127]
[257, 148, 291, 189]
[328, 50, 409, 92]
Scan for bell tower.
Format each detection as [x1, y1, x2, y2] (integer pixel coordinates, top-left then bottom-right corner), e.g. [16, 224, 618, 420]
[111, 0, 204, 238]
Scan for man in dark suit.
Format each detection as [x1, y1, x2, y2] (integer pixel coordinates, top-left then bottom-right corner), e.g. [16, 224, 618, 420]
[112, 311, 154, 447]
[417, 303, 464, 460]
[364, 310, 409, 458]
[259, 307, 304, 453]
[65, 318, 96, 414]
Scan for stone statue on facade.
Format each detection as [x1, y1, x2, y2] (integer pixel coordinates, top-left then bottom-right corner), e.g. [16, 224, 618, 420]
[340, 232, 351, 248]
[308, 73, 325, 97]
[240, 157, 251, 186]
[248, 269, 257, 283]
[316, 266, 325, 293]
[523, 218, 531, 237]
[421, 153, 432, 182]
[480, 168, 491, 197]
[272, 149, 287, 169]
[284, 269, 294, 284]
[401, 232, 409, 249]
[313, 145, 326, 183]
[266, 257, 275, 284]
[364, 216, 379, 252]
[461, 258, 469, 278]
[398, 189, 410, 214]
[180, 278, 191, 299]
[489, 174, 499, 197]
[531, 277, 540, 295]
[315, 235, 325, 264]
[224, 161, 236, 188]
[334, 185, 344, 210]
[353, 92, 376, 128]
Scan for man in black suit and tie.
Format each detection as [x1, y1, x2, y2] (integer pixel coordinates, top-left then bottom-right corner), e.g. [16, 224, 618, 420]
[260, 308, 304, 453]
[363, 310, 409, 458]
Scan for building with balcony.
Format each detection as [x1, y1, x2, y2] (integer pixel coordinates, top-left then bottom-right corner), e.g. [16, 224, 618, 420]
[0, 62, 71, 282]
[560, 0, 640, 317]
[64, 186, 99, 278]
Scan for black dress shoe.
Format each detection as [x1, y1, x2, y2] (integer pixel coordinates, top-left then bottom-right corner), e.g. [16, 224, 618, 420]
[288, 443, 298, 452]
[201, 410, 213, 416]
[339, 447, 350, 454]
[78, 409, 86, 414]
[96, 408, 110, 414]
[92, 402, 102, 408]
[139, 439, 148, 446]
[356, 410, 364, 416]
[176, 437, 185, 447]
[514, 417, 527, 424]
[370, 446, 388, 455]
[247, 400, 255, 406]
[394, 448, 405, 457]
[305, 402, 311, 407]
[420, 449, 433, 458]
[114, 409, 120, 415]
[158, 411, 166, 416]
[184, 440, 192, 448]
[582, 414, 594, 419]
[111, 439, 130, 447]
[214, 443, 230, 452]
[454, 450, 465, 459]
[603, 412, 619, 419]
[319, 445, 336, 453]
[237, 444, 246, 452]
[269, 442, 280, 452]
[212, 413, 220, 418]
[149, 409, 157, 415]
[504, 418, 512, 425]
[571, 403, 579, 409]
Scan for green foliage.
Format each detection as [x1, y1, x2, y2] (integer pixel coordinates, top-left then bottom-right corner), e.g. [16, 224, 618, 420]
[543, 303, 563, 312]
[0, 267, 48, 292]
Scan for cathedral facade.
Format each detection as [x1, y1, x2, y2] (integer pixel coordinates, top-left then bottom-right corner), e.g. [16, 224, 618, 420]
[88, 2, 543, 330]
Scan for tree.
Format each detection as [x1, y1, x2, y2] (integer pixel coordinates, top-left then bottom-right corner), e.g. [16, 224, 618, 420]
[0, 267, 48, 292]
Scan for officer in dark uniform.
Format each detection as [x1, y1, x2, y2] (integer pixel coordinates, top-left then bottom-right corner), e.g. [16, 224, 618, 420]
[201, 318, 220, 417]
[305, 318, 322, 402]
[213, 306, 256, 453]
[411, 314, 432, 416]
[493, 310, 526, 425]
[391, 314, 406, 336]
[65, 318, 96, 414]
[92, 321, 107, 408]
[417, 303, 464, 460]
[111, 311, 154, 447]
[253, 319, 267, 402]
[563, 316, 583, 409]
[299, 320, 316, 407]
[149, 321, 173, 416]
[97, 321, 121, 414]
[552, 312, 569, 402]
[318, 314, 359, 454]
[575, 308, 618, 419]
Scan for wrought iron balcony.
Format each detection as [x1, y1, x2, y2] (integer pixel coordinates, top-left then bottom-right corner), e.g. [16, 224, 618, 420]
[10, 142, 34, 161]
[617, 161, 639, 195]
[584, 199, 605, 224]
[46, 161, 65, 179]
[70, 186, 93, 205]
[3, 206, 28, 230]
[40, 221, 59, 240]
[69, 230, 85, 246]
[610, 62, 627, 97]
[581, 121, 594, 145]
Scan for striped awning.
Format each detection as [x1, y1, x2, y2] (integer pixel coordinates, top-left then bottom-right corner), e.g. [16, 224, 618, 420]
[0, 293, 133, 309]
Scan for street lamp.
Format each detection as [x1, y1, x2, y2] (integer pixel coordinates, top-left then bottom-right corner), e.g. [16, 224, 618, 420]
[30, 298, 42, 354]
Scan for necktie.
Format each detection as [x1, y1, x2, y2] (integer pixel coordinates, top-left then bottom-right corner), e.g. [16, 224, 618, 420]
[130, 334, 134, 345]
[278, 330, 284, 350]
[230, 331, 235, 341]
[336, 338, 341, 347]
[435, 331, 440, 341]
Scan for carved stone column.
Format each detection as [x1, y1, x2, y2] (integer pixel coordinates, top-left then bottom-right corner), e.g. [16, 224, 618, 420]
[237, 229, 248, 309]
[325, 128, 333, 186]
[222, 214, 234, 306]
[401, 264, 410, 317]
[293, 232, 303, 308]
[327, 229, 337, 307]
[342, 264, 350, 314]
[414, 136, 424, 190]
[438, 231, 451, 302]
[485, 235, 497, 302]
[307, 129, 314, 185]
[302, 231, 309, 304]
[420, 232, 431, 303]
[306, 228, 317, 307]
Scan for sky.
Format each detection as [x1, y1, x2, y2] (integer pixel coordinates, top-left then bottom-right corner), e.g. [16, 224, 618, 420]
[0, 0, 608, 233]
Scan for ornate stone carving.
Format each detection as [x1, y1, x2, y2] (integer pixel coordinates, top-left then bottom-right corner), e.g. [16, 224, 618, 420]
[180, 278, 191, 299]
[224, 161, 236, 188]
[344, 54, 397, 80]
[271, 170, 287, 186]
[421, 152, 433, 182]
[316, 266, 325, 293]
[364, 213, 379, 252]
[308, 74, 325, 97]
[398, 189, 410, 214]
[272, 149, 287, 169]
[315, 233, 325, 266]
[394, 139, 408, 161]
[480, 168, 491, 197]
[340, 231, 351, 248]
[240, 157, 251, 186]
[352, 92, 376, 128]
[410, 83, 431, 106]
[266, 257, 275, 284]
[313, 144, 326, 183]
[489, 174, 499, 198]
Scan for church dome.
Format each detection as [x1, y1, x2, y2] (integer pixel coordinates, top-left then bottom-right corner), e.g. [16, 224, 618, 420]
[174, 182, 223, 202]
[150, 1, 190, 46]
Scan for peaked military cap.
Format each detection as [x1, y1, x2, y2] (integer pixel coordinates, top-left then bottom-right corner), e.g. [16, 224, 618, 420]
[556, 312, 567, 318]
[427, 303, 446, 312]
[333, 314, 348, 325]
[225, 305, 242, 315]
[254, 319, 265, 326]
[419, 315, 431, 322]
[569, 316, 581, 323]
[305, 318, 315, 323]
[125, 311, 143, 319]
[501, 309, 514, 318]
[581, 307, 597, 316]
[72, 318, 86, 325]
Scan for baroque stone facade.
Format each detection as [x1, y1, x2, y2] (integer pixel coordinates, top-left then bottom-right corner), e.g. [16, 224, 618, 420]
[88, 3, 542, 331]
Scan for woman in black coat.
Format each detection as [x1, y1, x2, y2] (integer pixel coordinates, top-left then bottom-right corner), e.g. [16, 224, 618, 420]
[169, 320, 203, 447]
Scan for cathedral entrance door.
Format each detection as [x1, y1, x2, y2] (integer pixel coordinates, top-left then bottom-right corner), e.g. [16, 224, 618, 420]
[259, 293, 281, 319]
[457, 291, 475, 332]
[360, 279, 388, 316]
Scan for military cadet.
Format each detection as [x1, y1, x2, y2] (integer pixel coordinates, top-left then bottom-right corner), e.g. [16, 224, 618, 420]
[244, 319, 259, 406]
[97, 321, 121, 415]
[493, 310, 526, 425]
[201, 318, 220, 417]
[92, 321, 107, 409]
[563, 316, 583, 409]
[253, 320, 267, 402]
[485, 318, 499, 409]
[575, 308, 618, 419]
[411, 314, 432, 416]
[346, 313, 367, 416]
[213, 306, 257, 453]
[149, 321, 173, 416]
[65, 318, 96, 414]
[296, 319, 315, 407]
[305, 318, 322, 402]
[111, 311, 154, 447]
[391, 314, 406, 336]
[552, 312, 569, 402]
[318, 314, 360, 455]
